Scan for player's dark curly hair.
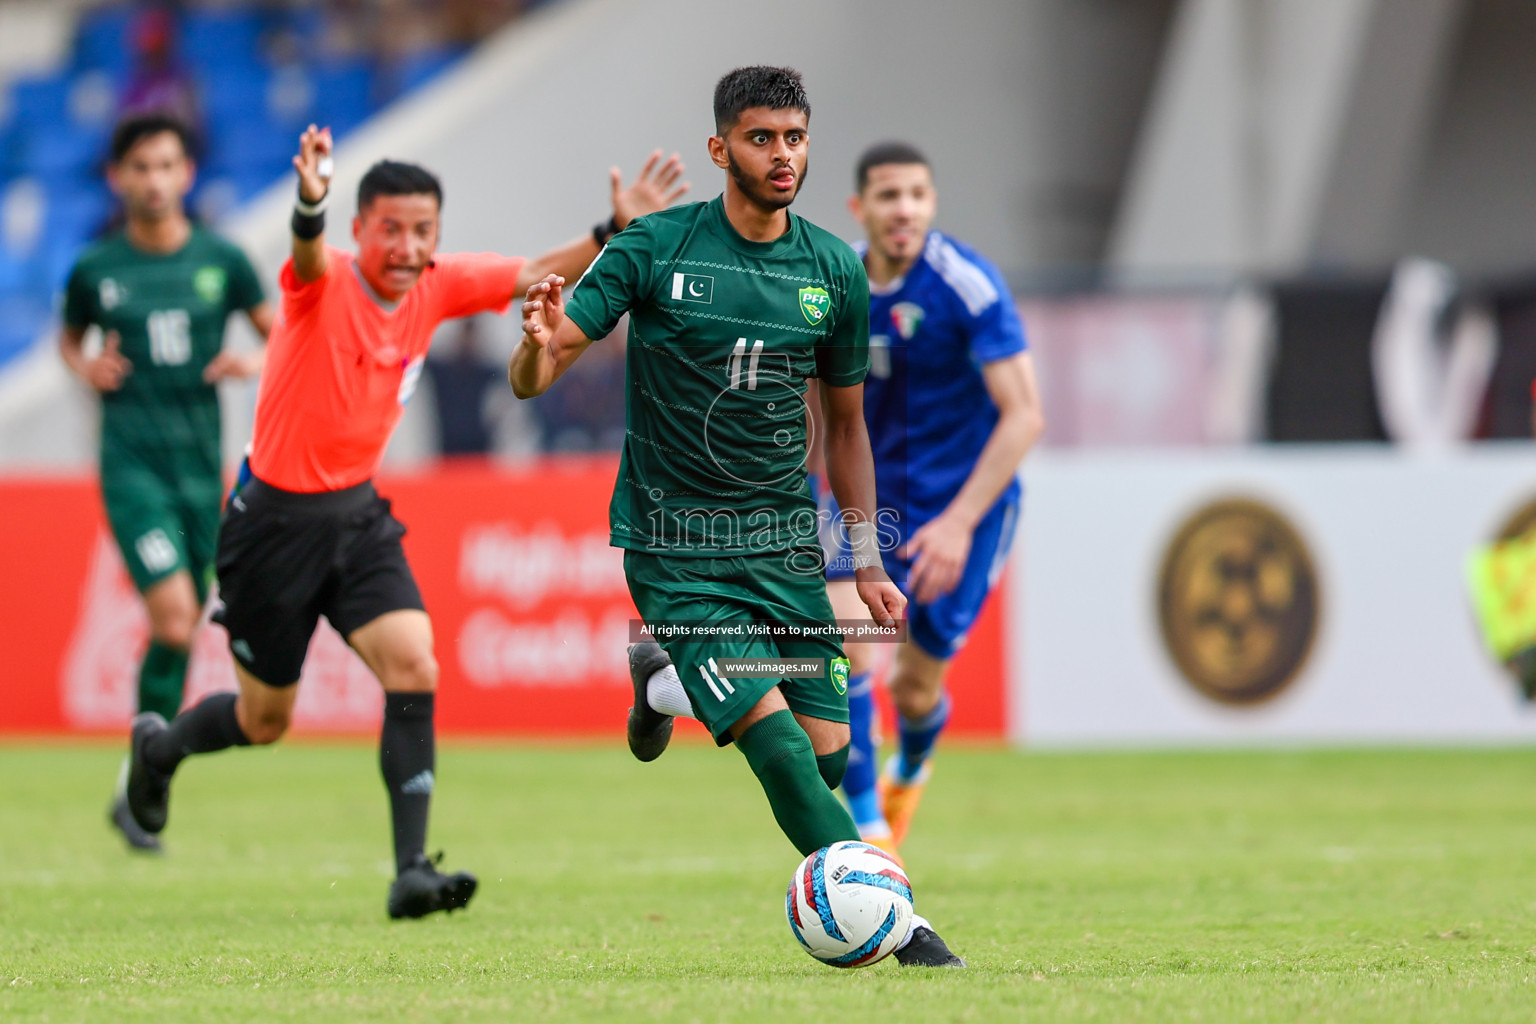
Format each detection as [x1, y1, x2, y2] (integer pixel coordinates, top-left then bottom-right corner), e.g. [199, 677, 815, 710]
[713, 66, 811, 134]
[110, 113, 197, 163]
[855, 141, 930, 192]
[358, 160, 444, 211]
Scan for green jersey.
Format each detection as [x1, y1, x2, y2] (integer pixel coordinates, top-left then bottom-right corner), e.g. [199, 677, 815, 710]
[63, 226, 265, 478]
[565, 196, 869, 557]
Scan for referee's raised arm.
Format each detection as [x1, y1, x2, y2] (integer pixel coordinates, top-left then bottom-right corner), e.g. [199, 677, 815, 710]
[290, 125, 333, 282]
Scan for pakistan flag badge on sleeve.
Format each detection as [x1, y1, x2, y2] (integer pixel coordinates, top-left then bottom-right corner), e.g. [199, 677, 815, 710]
[830, 656, 851, 695]
[799, 286, 830, 325]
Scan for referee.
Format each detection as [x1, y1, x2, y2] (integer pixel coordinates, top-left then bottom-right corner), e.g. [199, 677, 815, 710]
[126, 124, 688, 918]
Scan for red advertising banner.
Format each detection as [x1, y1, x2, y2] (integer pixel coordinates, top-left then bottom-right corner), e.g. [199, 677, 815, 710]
[0, 459, 1006, 737]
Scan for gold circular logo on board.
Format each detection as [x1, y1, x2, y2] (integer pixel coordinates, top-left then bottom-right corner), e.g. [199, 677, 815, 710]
[1157, 498, 1320, 705]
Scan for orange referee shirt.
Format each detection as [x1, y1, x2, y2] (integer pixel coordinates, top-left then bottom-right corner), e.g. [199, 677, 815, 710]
[249, 246, 525, 492]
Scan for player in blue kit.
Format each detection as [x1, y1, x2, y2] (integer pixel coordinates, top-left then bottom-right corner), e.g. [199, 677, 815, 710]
[823, 141, 1045, 853]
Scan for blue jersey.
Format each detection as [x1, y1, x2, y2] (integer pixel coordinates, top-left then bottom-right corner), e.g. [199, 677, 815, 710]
[860, 231, 1027, 528]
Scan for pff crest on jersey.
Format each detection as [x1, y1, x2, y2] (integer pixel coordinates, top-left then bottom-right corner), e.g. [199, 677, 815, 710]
[831, 656, 851, 695]
[799, 286, 830, 325]
[194, 265, 228, 304]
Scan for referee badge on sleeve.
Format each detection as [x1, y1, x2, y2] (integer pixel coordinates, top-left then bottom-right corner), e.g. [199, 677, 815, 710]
[398, 355, 425, 405]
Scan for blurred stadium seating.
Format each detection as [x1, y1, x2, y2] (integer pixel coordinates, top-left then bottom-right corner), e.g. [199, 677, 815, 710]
[0, 1, 506, 370]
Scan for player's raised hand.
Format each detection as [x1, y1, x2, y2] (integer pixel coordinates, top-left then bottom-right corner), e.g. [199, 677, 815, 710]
[203, 348, 264, 383]
[856, 572, 906, 629]
[901, 514, 972, 604]
[292, 124, 333, 203]
[520, 274, 566, 346]
[85, 330, 131, 392]
[610, 150, 689, 228]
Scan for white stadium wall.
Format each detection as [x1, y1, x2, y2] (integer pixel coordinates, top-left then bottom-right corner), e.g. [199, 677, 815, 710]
[1010, 446, 1536, 746]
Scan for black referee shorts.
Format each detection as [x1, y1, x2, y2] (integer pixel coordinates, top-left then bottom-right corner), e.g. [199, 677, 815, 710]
[212, 475, 424, 686]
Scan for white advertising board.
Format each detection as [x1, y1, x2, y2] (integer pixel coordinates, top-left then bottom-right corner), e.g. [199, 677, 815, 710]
[1013, 445, 1536, 745]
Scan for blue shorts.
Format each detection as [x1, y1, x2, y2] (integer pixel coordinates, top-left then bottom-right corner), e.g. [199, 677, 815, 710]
[815, 476, 1019, 661]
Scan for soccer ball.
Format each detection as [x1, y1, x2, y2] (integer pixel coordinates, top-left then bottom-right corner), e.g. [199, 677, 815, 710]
[785, 840, 914, 967]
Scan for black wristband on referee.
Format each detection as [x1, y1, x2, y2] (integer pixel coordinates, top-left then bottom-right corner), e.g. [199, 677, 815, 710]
[591, 214, 620, 247]
[292, 208, 325, 239]
[293, 187, 328, 240]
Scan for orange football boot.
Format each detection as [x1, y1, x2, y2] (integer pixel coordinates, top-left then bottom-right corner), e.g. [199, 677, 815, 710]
[857, 829, 905, 867]
[877, 759, 931, 848]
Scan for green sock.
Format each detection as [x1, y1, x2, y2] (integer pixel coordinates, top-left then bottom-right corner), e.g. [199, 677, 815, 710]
[736, 711, 859, 856]
[137, 641, 190, 721]
[816, 744, 849, 790]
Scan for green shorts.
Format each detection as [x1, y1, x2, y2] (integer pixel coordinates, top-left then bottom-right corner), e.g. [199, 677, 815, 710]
[101, 462, 221, 599]
[624, 549, 850, 744]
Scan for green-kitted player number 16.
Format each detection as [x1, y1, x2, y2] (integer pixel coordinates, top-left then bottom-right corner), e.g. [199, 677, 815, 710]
[146, 308, 192, 365]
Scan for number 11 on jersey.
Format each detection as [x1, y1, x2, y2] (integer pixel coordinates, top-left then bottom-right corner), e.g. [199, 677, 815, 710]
[729, 338, 763, 390]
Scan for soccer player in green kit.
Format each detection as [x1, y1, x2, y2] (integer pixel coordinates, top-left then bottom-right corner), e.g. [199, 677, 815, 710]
[60, 114, 272, 853]
[510, 66, 962, 966]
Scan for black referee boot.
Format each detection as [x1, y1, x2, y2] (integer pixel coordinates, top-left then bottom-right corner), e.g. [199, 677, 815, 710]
[387, 852, 477, 919]
[125, 713, 173, 834]
[109, 794, 163, 853]
[626, 642, 674, 762]
[894, 925, 967, 968]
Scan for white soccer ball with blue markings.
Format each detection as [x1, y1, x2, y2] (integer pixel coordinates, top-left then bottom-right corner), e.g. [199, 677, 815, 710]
[786, 840, 914, 967]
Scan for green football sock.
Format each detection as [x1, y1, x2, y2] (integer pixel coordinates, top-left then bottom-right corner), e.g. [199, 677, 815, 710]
[736, 711, 859, 856]
[816, 744, 849, 790]
[137, 641, 190, 721]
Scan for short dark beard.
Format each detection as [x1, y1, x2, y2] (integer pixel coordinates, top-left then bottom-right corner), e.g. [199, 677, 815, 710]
[127, 198, 176, 224]
[726, 145, 808, 213]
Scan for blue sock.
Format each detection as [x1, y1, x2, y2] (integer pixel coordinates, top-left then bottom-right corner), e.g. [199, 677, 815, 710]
[842, 672, 883, 829]
[897, 691, 951, 782]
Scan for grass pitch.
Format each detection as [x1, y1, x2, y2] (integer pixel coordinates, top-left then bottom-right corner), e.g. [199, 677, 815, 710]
[3, 742, 1536, 1022]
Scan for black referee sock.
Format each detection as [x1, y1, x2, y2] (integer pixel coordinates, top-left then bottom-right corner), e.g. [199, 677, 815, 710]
[380, 691, 436, 875]
[144, 692, 250, 774]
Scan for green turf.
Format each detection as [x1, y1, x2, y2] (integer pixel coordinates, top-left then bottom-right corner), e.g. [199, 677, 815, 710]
[3, 742, 1536, 1022]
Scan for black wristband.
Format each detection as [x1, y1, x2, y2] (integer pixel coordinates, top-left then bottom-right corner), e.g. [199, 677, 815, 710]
[592, 214, 621, 247]
[293, 185, 328, 240]
[292, 208, 325, 240]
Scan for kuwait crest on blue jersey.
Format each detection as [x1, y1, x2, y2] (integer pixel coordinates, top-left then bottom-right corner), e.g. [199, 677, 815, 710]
[800, 286, 831, 325]
[891, 302, 925, 340]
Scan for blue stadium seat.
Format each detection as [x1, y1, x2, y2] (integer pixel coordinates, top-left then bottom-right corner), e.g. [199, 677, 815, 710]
[16, 128, 104, 178]
[198, 68, 271, 123]
[396, 46, 470, 95]
[263, 64, 318, 130]
[8, 74, 71, 127]
[179, 9, 265, 71]
[0, 253, 27, 294]
[0, 127, 19, 181]
[73, 7, 134, 76]
[232, 165, 288, 201]
[312, 61, 375, 137]
[209, 118, 292, 175]
[38, 231, 87, 295]
[45, 184, 112, 242]
[6, 72, 116, 179]
[0, 292, 49, 366]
